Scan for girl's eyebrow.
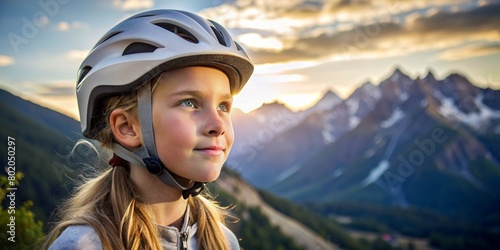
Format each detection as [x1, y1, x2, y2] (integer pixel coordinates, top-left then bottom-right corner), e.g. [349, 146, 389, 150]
[170, 90, 233, 101]
[170, 90, 204, 98]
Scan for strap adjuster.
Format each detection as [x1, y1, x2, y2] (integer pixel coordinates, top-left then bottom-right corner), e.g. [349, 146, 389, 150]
[143, 157, 164, 175]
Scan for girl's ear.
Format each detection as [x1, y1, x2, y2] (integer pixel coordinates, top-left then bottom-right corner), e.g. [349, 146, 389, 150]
[109, 108, 142, 148]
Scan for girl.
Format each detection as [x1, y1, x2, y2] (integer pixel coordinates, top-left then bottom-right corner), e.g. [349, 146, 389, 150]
[43, 9, 253, 250]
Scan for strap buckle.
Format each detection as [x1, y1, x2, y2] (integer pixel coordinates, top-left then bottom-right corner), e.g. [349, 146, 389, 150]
[182, 182, 206, 199]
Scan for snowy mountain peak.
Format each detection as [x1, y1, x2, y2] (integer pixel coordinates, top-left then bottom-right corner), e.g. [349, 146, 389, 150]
[307, 89, 342, 113]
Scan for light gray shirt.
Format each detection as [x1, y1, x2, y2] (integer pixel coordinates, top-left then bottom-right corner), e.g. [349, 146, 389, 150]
[49, 209, 240, 249]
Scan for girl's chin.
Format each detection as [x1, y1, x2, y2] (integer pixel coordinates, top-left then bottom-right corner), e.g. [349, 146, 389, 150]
[195, 170, 222, 183]
[173, 168, 222, 184]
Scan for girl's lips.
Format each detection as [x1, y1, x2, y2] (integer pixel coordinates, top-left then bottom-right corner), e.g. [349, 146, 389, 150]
[195, 146, 225, 156]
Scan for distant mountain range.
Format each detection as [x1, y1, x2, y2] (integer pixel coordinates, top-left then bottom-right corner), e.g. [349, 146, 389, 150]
[229, 68, 500, 218]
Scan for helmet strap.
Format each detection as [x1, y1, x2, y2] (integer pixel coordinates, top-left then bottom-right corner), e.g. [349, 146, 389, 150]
[110, 82, 205, 199]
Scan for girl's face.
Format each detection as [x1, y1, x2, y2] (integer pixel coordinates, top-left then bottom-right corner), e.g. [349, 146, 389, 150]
[151, 66, 234, 184]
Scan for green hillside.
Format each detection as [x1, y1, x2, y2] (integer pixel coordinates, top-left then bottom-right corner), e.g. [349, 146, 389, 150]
[0, 90, 81, 223]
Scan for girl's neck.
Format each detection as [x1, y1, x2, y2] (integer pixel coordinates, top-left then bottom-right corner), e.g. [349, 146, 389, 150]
[149, 198, 188, 229]
[129, 164, 189, 229]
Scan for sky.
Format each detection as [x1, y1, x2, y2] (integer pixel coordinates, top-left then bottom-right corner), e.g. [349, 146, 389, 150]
[1, 0, 499, 119]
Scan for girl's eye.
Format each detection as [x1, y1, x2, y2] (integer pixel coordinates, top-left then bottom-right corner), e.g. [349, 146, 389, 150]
[180, 99, 196, 108]
[219, 103, 231, 112]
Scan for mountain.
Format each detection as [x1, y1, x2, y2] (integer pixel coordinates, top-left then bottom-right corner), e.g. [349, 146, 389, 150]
[345, 81, 381, 123]
[225, 68, 500, 249]
[228, 81, 382, 188]
[227, 90, 342, 187]
[430, 73, 500, 133]
[228, 100, 308, 172]
[305, 90, 342, 114]
[0, 89, 83, 223]
[229, 68, 500, 222]
[276, 70, 500, 215]
[0, 89, 81, 141]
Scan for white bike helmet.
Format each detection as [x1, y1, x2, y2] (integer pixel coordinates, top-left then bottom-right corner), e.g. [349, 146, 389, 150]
[76, 9, 254, 198]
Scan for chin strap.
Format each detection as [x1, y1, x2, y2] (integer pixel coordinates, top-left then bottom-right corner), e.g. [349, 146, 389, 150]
[111, 82, 205, 199]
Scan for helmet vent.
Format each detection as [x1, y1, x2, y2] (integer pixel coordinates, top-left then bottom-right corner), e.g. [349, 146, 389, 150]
[95, 31, 123, 48]
[234, 41, 244, 51]
[122, 42, 158, 55]
[131, 14, 155, 19]
[154, 23, 199, 43]
[77, 65, 92, 84]
[211, 26, 227, 46]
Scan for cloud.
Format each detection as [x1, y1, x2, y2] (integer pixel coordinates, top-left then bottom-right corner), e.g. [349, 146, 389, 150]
[238, 33, 284, 51]
[202, 0, 470, 31]
[37, 81, 76, 97]
[36, 83, 79, 119]
[251, 73, 308, 84]
[410, 3, 500, 35]
[227, 2, 500, 64]
[58, 21, 70, 31]
[36, 15, 50, 26]
[255, 60, 321, 74]
[57, 21, 88, 32]
[113, 0, 154, 10]
[66, 50, 89, 61]
[247, 21, 407, 64]
[438, 42, 500, 61]
[0, 55, 14, 67]
[200, 0, 500, 65]
[3, 81, 79, 119]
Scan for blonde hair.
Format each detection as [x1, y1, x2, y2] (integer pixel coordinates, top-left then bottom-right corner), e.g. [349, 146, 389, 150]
[43, 76, 232, 249]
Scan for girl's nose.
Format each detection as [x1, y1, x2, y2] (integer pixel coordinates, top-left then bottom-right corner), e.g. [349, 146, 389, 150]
[203, 108, 226, 137]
